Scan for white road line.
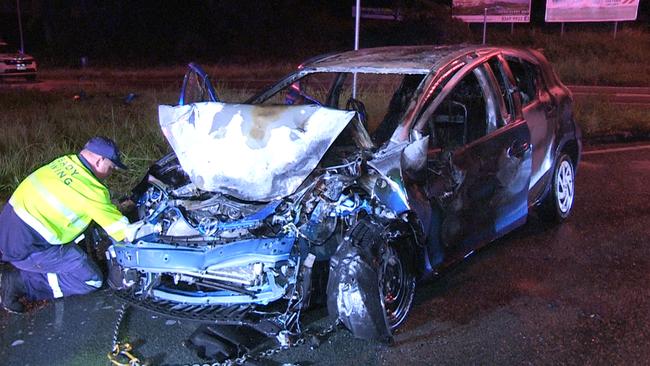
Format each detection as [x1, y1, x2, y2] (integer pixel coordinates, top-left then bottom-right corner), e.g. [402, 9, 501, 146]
[583, 144, 650, 156]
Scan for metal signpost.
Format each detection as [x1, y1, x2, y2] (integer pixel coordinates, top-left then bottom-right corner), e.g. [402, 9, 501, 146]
[16, 0, 24, 53]
[453, 0, 531, 44]
[353, 0, 360, 98]
[351, 3, 403, 97]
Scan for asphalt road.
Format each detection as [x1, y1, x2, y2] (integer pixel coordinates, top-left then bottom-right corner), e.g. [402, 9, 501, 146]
[1, 142, 650, 366]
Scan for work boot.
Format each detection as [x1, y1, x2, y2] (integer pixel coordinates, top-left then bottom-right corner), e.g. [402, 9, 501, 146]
[0, 268, 26, 314]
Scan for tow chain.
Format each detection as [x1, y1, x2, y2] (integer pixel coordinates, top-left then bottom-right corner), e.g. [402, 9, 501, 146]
[108, 302, 143, 366]
[107, 300, 341, 366]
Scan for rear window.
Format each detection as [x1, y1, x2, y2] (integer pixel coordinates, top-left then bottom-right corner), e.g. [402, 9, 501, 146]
[505, 57, 544, 106]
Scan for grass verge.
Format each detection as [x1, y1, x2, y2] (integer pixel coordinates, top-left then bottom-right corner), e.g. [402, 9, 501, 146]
[574, 96, 650, 141]
[487, 28, 650, 86]
[0, 84, 648, 202]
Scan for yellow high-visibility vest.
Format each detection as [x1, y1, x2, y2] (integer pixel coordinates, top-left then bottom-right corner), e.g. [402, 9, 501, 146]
[9, 154, 128, 244]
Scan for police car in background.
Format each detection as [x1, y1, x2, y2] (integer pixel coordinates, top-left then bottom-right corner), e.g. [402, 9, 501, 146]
[0, 40, 37, 81]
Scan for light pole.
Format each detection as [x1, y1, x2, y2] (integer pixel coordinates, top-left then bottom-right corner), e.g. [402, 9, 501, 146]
[17, 0, 24, 53]
[482, 8, 487, 44]
[354, 0, 360, 51]
[353, 0, 361, 98]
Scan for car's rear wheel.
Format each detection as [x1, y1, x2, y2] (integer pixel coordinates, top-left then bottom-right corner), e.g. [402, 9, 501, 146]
[541, 153, 575, 222]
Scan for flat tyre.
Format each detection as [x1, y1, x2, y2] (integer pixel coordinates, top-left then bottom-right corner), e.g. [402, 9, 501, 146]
[327, 218, 416, 340]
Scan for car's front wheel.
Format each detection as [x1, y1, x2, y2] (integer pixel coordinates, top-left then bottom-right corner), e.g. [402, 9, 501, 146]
[380, 240, 415, 331]
[541, 153, 575, 222]
[326, 218, 416, 341]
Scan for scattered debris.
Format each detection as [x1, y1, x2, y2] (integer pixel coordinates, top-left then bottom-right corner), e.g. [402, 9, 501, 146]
[73, 90, 90, 102]
[11, 340, 24, 346]
[123, 93, 137, 104]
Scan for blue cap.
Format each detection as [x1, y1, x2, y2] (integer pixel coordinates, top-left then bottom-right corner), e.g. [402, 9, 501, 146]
[83, 136, 127, 170]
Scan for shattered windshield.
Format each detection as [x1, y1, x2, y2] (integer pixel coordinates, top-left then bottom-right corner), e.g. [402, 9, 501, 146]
[259, 71, 426, 146]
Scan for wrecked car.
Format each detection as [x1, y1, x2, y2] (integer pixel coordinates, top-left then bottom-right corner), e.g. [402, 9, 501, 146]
[102, 45, 582, 342]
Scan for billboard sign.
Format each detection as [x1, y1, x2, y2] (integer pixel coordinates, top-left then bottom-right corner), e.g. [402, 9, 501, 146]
[352, 7, 403, 21]
[545, 0, 640, 22]
[453, 0, 531, 23]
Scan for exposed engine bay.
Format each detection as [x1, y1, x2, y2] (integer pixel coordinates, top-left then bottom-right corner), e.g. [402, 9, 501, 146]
[105, 101, 418, 339]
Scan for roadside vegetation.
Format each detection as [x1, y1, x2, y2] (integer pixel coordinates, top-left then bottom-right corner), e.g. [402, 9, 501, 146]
[575, 97, 649, 139]
[1, 26, 648, 200]
[0, 89, 168, 201]
[41, 26, 650, 87]
[0, 85, 264, 200]
[489, 28, 650, 86]
[1, 87, 646, 201]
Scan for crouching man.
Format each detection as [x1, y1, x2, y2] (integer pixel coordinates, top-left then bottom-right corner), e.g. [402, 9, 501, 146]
[0, 136, 142, 313]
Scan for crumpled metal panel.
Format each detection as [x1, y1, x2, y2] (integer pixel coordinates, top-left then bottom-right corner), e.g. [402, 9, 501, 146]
[159, 102, 355, 201]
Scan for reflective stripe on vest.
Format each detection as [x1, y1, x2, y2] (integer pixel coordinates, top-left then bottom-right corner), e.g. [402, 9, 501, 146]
[10, 198, 62, 244]
[104, 219, 128, 237]
[26, 174, 88, 232]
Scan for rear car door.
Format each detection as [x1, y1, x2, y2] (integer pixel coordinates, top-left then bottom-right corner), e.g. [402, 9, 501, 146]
[419, 61, 532, 259]
[502, 54, 557, 203]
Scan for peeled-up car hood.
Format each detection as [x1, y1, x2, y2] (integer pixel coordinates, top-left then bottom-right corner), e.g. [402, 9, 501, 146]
[159, 102, 355, 201]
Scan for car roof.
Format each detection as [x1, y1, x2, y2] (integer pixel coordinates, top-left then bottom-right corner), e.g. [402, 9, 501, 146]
[301, 44, 493, 74]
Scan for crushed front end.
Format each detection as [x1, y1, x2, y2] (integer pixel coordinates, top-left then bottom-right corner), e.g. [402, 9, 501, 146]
[105, 102, 381, 334]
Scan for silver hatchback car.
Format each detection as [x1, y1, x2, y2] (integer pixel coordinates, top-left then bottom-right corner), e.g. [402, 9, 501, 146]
[104, 45, 582, 346]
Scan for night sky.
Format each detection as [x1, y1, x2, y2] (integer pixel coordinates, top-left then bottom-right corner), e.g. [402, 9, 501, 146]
[0, 0, 647, 65]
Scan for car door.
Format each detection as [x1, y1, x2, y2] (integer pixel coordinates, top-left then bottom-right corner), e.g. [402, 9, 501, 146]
[419, 61, 532, 260]
[502, 54, 557, 203]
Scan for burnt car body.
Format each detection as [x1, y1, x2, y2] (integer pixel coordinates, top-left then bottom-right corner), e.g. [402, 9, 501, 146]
[104, 45, 581, 342]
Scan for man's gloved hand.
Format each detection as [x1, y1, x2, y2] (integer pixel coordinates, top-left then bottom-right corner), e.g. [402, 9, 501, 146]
[118, 199, 136, 216]
[124, 220, 157, 242]
[124, 221, 143, 242]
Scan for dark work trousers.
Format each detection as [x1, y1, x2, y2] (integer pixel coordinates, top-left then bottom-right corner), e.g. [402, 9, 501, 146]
[9, 244, 103, 301]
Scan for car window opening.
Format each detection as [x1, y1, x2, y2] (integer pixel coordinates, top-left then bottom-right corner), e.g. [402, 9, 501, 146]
[505, 57, 542, 106]
[260, 71, 427, 149]
[427, 70, 489, 150]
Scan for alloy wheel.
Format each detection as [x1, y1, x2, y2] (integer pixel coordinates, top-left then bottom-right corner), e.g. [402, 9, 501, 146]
[556, 159, 574, 214]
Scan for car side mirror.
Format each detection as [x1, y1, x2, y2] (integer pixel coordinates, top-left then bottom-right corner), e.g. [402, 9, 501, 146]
[401, 135, 429, 181]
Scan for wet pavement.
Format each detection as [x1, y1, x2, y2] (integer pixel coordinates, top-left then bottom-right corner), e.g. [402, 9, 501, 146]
[2, 142, 650, 365]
